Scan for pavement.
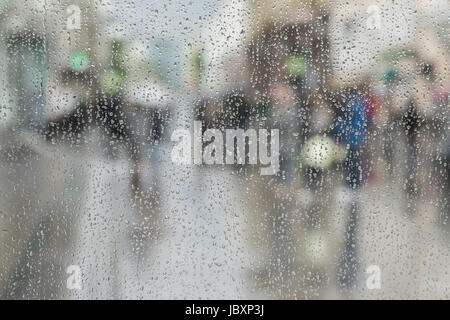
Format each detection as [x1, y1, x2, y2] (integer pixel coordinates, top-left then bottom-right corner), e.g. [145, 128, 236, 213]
[1, 126, 449, 299]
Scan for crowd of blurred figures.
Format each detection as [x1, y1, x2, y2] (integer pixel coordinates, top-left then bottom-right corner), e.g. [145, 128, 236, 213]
[0, 0, 449, 299]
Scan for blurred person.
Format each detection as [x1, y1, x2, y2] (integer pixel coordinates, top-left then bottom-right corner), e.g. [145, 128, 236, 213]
[296, 92, 346, 296]
[414, 26, 450, 225]
[380, 56, 420, 204]
[42, 39, 171, 195]
[328, 85, 374, 289]
[246, 17, 330, 181]
[241, 5, 332, 297]
[439, 112, 450, 219]
[0, 0, 73, 296]
[409, 60, 448, 224]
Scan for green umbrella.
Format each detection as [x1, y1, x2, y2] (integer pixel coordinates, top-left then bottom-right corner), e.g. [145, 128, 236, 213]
[285, 53, 308, 78]
[68, 50, 89, 71]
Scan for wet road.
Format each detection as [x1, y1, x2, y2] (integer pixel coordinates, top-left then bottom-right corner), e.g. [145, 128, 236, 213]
[1, 126, 450, 299]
